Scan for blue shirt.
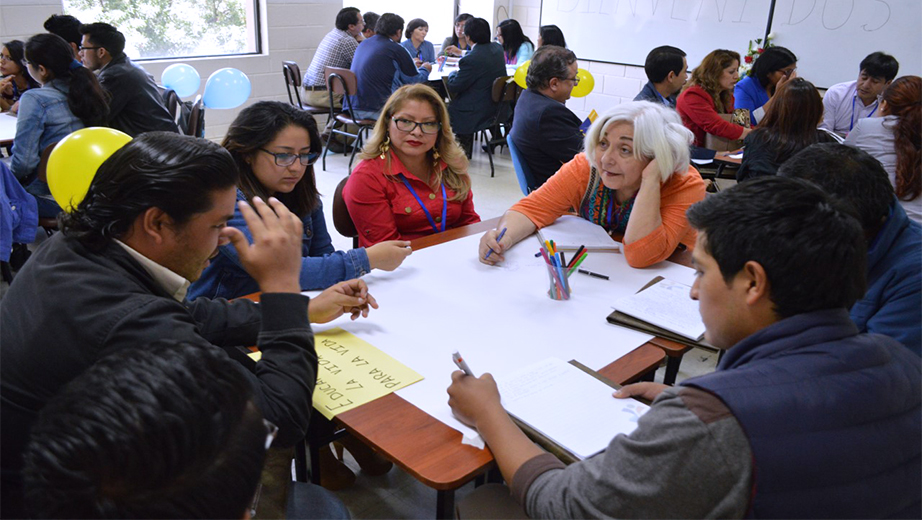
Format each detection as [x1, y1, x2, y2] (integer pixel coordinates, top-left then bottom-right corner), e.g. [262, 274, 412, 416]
[10, 79, 83, 181]
[350, 35, 428, 113]
[188, 190, 371, 300]
[400, 39, 435, 64]
[733, 75, 769, 126]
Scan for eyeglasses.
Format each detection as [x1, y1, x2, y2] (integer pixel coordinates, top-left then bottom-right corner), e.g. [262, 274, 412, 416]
[259, 148, 320, 166]
[0, 55, 11, 63]
[558, 75, 581, 85]
[780, 66, 797, 76]
[78, 45, 101, 52]
[392, 117, 441, 134]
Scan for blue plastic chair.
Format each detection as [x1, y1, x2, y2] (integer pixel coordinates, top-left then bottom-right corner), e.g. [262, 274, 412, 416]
[506, 137, 535, 195]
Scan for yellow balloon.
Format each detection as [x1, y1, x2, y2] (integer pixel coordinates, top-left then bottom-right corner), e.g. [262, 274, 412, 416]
[46, 127, 132, 212]
[513, 60, 530, 89]
[571, 68, 595, 98]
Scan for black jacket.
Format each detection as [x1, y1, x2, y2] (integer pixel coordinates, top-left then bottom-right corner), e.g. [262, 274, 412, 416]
[509, 88, 583, 189]
[97, 54, 180, 136]
[0, 233, 316, 517]
[446, 42, 507, 135]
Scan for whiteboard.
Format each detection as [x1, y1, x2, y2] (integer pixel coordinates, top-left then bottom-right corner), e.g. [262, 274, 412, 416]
[539, 0, 774, 72]
[768, 0, 922, 88]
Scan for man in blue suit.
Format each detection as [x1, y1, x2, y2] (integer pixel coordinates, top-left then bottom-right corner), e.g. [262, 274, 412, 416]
[508, 45, 583, 190]
[446, 17, 507, 158]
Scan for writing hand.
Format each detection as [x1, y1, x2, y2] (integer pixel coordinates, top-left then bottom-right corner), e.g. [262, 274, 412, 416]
[478, 229, 506, 265]
[447, 371, 503, 428]
[224, 197, 302, 294]
[308, 278, 379, 323]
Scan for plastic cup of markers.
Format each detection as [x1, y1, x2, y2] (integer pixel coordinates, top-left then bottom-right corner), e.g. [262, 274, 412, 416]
[545, 263, 571, 301]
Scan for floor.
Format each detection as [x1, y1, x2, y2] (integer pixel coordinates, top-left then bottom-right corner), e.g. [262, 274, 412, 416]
[314, 142, 722, 519]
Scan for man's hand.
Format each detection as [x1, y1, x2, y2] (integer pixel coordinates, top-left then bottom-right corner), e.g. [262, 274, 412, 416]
[308, 278, 379, 323]
[447, 371, 503, 428]
[224, 197, 302, 294]
[614, 382, 669, 402]
[366, 240, 412, 271]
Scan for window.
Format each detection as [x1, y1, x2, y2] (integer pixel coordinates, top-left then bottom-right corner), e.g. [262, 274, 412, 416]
[63, 0, 260, 60]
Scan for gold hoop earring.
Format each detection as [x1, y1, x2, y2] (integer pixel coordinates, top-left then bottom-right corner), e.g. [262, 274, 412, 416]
[379, 135, 390, 160]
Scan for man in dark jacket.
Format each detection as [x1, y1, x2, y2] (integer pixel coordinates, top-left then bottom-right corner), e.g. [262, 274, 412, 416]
[508, 45, 583, 190]
[446, 17, 506, 158]
[0, 132, 376, 518]
[79, 22, 179, 136]
[448, 176, 920, 518]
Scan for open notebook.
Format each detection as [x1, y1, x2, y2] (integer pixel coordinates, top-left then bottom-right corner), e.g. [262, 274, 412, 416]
[536, 215, 620, 252]
[607, 277, 711, 348]
[496, 357, 649, 460]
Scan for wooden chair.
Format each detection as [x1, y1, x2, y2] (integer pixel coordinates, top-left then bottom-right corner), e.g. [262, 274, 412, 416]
[332, 176, 360, 249]
[479, 76, 521, 177]
[282, 61, 327, 116]
[323, 66, 377, 172]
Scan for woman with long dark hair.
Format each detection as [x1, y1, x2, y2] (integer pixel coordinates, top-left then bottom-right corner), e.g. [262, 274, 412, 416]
[734, 46, 798, 125]
[440, 13, 473, 57]
[496, 19, 534, 65]
[189, 101, 411, 300]
[737, 78, 841, 182]
[11, 33, 108, 217]
[676, 49, 751, 148]
[538, 25, 567, 48]
[0, 40, 40, 112]
[846, 75, 922, 223]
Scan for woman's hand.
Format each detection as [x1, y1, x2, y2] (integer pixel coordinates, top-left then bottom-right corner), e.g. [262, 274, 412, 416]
[478, 228, 507, 265]
[443, 45, 462, 57]
[614, 382, 669, 402]
[367, 240, 412, 271]
[640, 158, 662, 184]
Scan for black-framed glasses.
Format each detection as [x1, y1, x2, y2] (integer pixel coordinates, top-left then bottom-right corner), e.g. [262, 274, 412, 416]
[558, 75, 580, 85]
[259, 148, 320, 166]
[392, 117, 441, 134]
[0, 54, 11, 63]
[78, 45, 101, 52]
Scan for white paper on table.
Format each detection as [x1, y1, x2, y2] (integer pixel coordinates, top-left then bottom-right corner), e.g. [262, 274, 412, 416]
[611, 278, 705, 340]
[496, 357, 649, 459]
[536, 215, 620, 251]
[310, 232, 694, 443]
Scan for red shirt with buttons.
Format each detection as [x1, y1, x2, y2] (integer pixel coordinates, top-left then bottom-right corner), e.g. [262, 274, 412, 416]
[344, 152, 481, 247]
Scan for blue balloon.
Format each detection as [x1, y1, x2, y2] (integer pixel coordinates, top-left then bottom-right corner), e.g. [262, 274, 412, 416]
[202, 68, 251, 109]
[161, 63, 200, 98]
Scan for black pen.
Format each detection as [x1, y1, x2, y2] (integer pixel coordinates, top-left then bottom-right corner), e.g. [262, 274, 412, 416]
[578, 269, 609, 280]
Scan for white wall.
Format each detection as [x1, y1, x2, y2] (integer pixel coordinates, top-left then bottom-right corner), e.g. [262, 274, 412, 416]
[2, 0, 342, 140]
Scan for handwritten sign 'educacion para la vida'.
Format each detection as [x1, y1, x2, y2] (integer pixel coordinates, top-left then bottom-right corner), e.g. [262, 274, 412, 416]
[248, 328, 423, 419]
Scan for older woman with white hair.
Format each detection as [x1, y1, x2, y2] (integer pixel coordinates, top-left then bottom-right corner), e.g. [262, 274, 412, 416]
[479, 101, 706, 268]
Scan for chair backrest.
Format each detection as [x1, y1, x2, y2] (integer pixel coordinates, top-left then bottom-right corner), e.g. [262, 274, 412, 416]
[491, 76, 519, 104]
[186, 95, 205, 138]
[161, 88, 181, 125]
[36, 142, 58, 183]
[332, 176, 359, 247]
[506, 137, 536, 195]
[282, 61, 304, 108]
[324, 66, 357, 96]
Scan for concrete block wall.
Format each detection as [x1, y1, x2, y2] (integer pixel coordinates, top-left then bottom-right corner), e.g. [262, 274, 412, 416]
[2, 0, 341, 140]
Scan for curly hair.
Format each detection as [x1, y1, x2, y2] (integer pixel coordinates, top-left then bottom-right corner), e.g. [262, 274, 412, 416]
[881, 76, 921, 202]
[358, 84, 471, 201]
[686, 49, 740, 113]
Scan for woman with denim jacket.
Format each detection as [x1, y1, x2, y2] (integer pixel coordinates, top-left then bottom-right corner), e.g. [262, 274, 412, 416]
[188, 101, 411, 301]
[11, 33, 107, 217]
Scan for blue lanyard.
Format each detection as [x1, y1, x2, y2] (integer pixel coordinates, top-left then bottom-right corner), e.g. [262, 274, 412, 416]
[850, 94, 878, 131]
[397, 174, 447, 233]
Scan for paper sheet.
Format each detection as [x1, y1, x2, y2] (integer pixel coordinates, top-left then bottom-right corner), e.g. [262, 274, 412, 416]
[248, 328, 423, 420]
[612, 278, 705, 340]
[496, 358, 649, 459]
[536, 215, 620, 251]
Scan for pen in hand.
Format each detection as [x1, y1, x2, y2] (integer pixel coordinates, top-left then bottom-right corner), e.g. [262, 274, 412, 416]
[452, 351, 474, 376]
[485, 227, 507, 259]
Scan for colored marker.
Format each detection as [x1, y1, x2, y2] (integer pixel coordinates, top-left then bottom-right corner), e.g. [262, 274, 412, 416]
[567, 245, 586, 268]
[452, 351, 474, 376]
[485, 227, 507, 259]
[578, 269, 610, 280]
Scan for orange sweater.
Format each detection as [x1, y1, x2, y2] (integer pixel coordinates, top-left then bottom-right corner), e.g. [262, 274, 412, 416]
[510, 153, 706, 267]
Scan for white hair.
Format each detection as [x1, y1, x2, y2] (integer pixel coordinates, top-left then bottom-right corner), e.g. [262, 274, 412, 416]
[583, 101, 693, 183]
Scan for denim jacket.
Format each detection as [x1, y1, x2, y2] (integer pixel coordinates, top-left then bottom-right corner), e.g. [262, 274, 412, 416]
[188, 190, 371, 300]
[10, 79, 83, 181]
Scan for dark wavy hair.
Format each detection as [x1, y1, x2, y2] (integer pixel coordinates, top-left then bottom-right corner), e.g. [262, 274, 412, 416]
[497, 19, 532, 62]
[24, 340, 267, 518]
[749, 46, 797, 90]
[24, 33, 108, 127]
[688, 175, 866, 319]
[449, 13, 473, 48]
[686, 49, 740, 113]
[222, 101, 322, 217]
[2, 40, 40, 89]
[881, 76, 921, 202]
[748, 78, 824, 164]
[60, 132, 238, 250]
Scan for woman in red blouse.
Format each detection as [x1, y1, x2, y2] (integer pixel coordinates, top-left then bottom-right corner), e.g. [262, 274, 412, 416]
[345, 84, 480, 247]
[676, 49, 752, 147]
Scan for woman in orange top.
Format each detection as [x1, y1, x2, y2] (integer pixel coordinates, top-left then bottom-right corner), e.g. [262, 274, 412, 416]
[479, 101, 706, 268]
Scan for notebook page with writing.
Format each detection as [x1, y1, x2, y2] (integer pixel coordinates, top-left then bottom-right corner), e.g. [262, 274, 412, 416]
[536, 215, 620, 251]
[611, 278, 705, 340]
[496, 357, 649, 459]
